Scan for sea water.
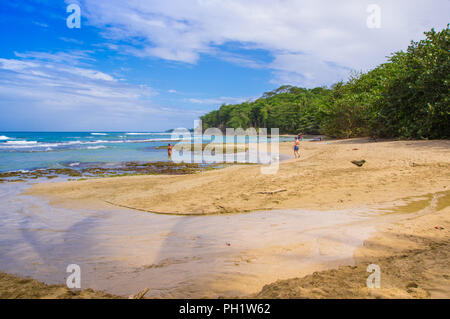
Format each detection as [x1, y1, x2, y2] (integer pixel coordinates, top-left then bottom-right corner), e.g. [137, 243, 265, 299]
[0, 132, 293, 172]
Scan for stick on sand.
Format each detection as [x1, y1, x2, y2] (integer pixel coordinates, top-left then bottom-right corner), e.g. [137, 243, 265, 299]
[258, 189, 287, 195]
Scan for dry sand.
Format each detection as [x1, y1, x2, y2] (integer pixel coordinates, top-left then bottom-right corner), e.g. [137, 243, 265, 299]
[6, 138, 450, 299]
[0, 272, 118, 299]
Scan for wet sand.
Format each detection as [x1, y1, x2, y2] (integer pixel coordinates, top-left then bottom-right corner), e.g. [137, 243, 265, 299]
[0, 180, 391, 298]
[1, 190, 448, 299]
[256, 194, 450, 299]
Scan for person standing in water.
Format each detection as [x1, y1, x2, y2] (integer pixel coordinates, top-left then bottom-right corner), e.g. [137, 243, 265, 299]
[294, 137, 301, 158]
[168, 143, 173, 158]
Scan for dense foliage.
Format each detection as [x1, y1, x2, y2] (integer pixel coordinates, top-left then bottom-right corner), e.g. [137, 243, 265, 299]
[201, 26, 449, 139]
[201, 86, 331, 135]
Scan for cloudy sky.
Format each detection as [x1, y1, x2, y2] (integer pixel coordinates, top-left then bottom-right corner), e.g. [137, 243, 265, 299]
[0, 0, 448, 131]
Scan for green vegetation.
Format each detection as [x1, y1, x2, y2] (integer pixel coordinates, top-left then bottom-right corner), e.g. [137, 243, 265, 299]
[201, 86, 331, 135]
[201, 26, 449, 139]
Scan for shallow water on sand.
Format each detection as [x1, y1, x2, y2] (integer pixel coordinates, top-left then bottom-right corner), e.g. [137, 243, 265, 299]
[0, 181, 445, 298]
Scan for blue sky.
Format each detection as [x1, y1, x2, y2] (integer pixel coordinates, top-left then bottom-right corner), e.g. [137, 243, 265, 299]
[0, 0, 448, 131]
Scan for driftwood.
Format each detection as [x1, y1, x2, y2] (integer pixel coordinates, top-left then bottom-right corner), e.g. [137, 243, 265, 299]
[258, 189, 287, 195]
[129, 288, 150, 299]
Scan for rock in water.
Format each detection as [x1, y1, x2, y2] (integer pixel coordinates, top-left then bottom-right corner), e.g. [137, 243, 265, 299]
[351, 160, 366, 167]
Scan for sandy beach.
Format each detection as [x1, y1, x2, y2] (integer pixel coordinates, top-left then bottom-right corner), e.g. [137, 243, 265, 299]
[1, 138, 448, 299]
[1, 0, 449, 305]
[27, 138, 450, 215]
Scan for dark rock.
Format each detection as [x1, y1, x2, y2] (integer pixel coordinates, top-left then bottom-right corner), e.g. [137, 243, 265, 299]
[351, 160, 366, 167]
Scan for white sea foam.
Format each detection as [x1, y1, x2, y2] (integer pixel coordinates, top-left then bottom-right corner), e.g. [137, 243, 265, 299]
[0, 136, 191, 150]
[0, 139, 110, 149]
[5, 140, 38, 145]
[0, 135, 10, 140]
[68, 162, 81, 167]
[136, 138, 189, 142]
[64, 140, 109, 145]
[86, 146, 106, 150]
[91, 133, 108, 136]
[125, 132, 170, 135]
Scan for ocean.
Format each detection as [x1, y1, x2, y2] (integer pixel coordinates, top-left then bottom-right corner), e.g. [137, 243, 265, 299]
[0, 132, 292, 172]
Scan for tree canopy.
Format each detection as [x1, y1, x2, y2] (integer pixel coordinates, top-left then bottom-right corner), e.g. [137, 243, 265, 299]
[201, 26, 449, 139]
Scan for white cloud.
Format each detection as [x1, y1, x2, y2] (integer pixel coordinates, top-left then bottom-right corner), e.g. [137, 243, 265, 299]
[270, 53, 351, 87]
[32, 21, 49, 28]
[0, 53, 198, 130]
[187, 96, 252, 105]
[78, 0, 450, 87]
[59, 37, 84, 45]
[216, 51, 266, 69]
[14, 51, 96, 65]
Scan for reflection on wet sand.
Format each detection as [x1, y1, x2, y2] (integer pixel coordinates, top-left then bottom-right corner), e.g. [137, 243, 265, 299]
[1, 182, 445, 298]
